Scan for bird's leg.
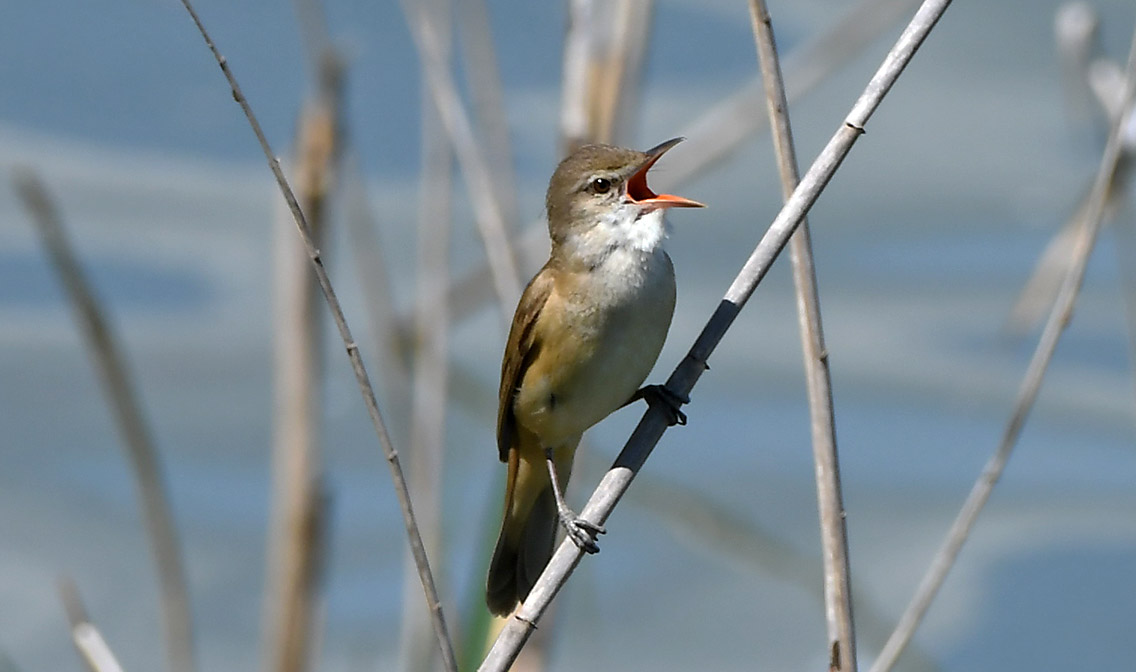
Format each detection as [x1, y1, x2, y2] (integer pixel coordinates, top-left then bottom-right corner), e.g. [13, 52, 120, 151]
[544, 447, 605, 553]
[625, 384, 689, 426]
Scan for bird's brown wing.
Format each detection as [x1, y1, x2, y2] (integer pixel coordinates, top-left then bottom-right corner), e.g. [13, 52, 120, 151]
[497, 267, 554, 462]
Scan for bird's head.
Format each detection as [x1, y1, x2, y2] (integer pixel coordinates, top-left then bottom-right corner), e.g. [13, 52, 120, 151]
[545, 138, 704, 255]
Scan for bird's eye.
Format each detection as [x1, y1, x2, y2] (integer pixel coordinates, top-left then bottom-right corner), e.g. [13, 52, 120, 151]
[590, 177, 612, 194]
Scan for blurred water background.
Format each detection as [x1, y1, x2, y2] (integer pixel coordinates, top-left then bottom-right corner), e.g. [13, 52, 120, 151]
[2, 0, 1135, 670]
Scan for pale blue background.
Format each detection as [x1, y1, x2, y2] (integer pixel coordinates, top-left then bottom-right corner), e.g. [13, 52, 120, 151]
[1, 1, 1134, 670]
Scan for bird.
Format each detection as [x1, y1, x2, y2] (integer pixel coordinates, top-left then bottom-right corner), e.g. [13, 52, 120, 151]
[486, 137, 704, 616]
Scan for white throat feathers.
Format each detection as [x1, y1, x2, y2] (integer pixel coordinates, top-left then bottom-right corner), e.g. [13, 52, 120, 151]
[564, 206, 670, 275]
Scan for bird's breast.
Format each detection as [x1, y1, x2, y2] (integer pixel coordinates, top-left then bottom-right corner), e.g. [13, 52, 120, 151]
[514, 249, 676, 445]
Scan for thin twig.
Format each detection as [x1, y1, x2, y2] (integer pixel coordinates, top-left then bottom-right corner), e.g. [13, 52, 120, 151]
[59, 579, 127, 672]
[14, 170, 196, 672]
[747, 2, 856, 671]
[261, 43, 343, 672]
[479, 1, 953, 668]
[412, 0, 920, 334]
[868, 21, 1136, 672]
[174, 3, 458, 669]
[399, 0, 454, 668]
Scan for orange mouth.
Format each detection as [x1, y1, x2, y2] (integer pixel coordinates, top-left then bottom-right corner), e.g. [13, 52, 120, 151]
[627, 137, 705, 209]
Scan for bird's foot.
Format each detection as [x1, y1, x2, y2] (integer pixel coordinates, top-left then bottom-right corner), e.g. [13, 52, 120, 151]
[557, 507, 605, 554]
[637, 384, 689, 426]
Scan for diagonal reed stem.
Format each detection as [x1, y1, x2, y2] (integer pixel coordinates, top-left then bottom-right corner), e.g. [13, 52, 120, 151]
[14, 170, 196, 672]
[479, 1, 953, 668]
[174, 2, 458, 669]
[747, 2, 856, 670]
[868, 19, 1136, 672]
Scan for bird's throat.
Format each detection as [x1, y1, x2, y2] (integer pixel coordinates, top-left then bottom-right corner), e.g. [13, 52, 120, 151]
[554, 206, 669, 275]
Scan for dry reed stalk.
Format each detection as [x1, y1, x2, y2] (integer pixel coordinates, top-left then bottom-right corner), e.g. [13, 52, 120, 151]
[457, 0, 522, 232]
[559, 0, 597, 153]
[600, 0, 654, 145]
[398, 0, 454, 668]
[869, 22, 1136, 672]
[264, 481, 332, 672]
[747, 2, 856, 671]
[1007, 202, 1088, 332]
[14, 170, 196, 672]
[295, 0, 415, 421]
[399, 0, 524, 311]
[261, 47, 343, 672]
[1006, 171, 1127, 333]
[59, 579, 128, 672]
[479, 2, 954, 667]
[479, 614, 553, 672]
[417, 0, 920, 333]
[175, 3, 458, 668]
[559, 0, 655, 151]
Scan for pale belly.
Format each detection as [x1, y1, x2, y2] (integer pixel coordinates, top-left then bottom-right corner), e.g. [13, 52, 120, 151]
[513, 254, 676, 447]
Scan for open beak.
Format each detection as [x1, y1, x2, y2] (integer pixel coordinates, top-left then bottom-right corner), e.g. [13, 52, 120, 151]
[626, 137, 705, 210]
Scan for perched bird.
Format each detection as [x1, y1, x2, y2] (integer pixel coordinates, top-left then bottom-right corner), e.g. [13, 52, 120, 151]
[486, 138, 704, 616]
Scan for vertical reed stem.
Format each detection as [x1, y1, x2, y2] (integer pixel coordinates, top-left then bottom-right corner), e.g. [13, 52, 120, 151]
[747, 2, 857, 670]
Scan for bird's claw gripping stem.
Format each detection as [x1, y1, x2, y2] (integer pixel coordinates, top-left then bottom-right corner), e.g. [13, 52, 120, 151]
[557, 507, 605, 554]
[637, 384, 689, 426]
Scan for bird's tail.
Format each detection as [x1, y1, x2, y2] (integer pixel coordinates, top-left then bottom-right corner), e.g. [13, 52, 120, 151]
[486, 440, 573, 617]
